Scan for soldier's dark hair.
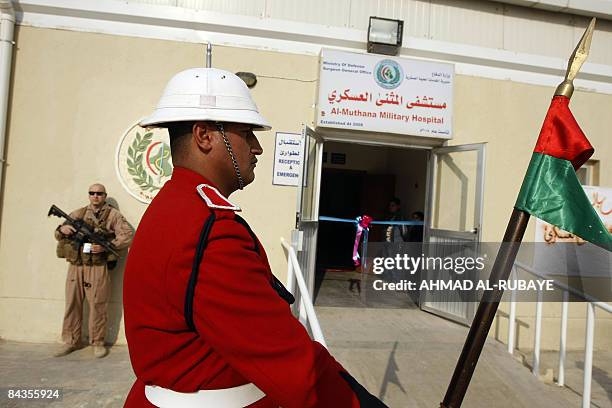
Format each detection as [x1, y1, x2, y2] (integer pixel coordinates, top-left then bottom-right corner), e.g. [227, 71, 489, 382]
[412, 211, 424, 220]
[167, 121, 195, 159]
[390, 197, 401, 206]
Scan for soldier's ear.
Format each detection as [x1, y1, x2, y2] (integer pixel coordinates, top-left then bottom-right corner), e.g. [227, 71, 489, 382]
[192, 122, 213, 153]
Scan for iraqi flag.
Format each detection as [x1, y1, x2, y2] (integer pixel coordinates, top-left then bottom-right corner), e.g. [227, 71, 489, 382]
[515, 96, 612, 251]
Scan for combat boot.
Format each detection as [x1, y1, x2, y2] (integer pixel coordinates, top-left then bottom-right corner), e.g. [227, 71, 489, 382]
[53, 344, 77, 357]
[93, 345, 108, 358]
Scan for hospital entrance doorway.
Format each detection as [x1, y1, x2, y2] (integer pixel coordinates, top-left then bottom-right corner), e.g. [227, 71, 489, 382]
[294, 127, 486, 325]
[313, 141, 427, 309]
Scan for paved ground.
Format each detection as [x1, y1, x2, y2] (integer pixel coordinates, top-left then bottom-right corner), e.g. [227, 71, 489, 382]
[517, 348, 612, 408]
[0, 318, 608, 408]
[0, 340, 134, 407]
[319, 306, 591, 408]
[0, 268, 609, 407]
[0, 312, 600, 408]
[315, 269, 610, 407]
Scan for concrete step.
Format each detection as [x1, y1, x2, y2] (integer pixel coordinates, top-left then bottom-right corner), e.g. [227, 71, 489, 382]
[517, 348, 612, 408]
[318, 306, 586, 407]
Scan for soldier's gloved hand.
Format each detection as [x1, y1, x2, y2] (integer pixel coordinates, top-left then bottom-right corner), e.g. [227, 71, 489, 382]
[339, 371, 389, 408]
[91, 244, 106, 253]
[59, 225, 76, 236]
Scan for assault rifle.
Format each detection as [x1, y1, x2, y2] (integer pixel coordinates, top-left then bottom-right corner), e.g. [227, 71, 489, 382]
[48, 204, 119, 257]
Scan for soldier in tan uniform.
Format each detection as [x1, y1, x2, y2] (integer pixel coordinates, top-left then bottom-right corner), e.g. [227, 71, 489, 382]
[54, 183, 133, 358]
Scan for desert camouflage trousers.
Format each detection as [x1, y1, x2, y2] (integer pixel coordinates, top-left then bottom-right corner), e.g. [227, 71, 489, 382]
[61, 263, 111, 346]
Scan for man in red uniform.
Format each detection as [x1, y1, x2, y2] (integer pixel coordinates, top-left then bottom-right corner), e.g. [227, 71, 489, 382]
[123, 68, 387, 407]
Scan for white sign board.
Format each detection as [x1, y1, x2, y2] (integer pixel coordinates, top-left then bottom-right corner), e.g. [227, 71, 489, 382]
[534, 185, 612, 278]
[535, 185, 612, 246]
[317, 49, 453, 139]
[273, 132, 304, 186]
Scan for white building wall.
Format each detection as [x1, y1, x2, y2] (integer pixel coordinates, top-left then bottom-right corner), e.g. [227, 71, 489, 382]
[92, 0, 612, 65]
[17, 0, 612, 96]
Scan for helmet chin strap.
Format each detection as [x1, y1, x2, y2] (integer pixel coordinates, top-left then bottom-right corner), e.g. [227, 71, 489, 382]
[216, 123, 245, 190]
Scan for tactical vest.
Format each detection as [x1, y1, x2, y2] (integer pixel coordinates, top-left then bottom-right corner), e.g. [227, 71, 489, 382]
[56, 206, 116, 266]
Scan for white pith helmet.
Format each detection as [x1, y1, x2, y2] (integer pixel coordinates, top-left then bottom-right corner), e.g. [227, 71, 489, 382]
[140, 68, 271, 131]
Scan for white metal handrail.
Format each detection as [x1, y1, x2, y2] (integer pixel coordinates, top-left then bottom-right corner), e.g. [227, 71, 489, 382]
[508, 261, 612, 408]
[280, 238, 327, 348]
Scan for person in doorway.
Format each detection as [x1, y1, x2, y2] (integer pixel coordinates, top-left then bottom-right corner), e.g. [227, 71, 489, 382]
[385, 197, 408, 243]
[405, 211, 425, 304]
[407, 211, 424, 242]
[382, 198, 409, 284]
[53, 183, 133, 358]
[123, 68, 387, 407]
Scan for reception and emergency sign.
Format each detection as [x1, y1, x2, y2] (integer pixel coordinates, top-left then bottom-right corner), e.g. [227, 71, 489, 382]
[317, 49, 454, 139]
[273, 132, 304, 186]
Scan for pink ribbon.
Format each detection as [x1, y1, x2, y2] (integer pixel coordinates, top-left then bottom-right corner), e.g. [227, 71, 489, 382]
[352, 215, 373, 266]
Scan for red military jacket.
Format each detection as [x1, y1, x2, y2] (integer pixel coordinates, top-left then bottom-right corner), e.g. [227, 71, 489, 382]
[123, 166, 363, 408]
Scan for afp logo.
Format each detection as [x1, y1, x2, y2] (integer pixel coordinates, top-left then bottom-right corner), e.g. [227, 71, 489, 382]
[374, 59, 404, 89]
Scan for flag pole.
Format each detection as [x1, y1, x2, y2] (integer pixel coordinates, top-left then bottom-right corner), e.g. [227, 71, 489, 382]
[440, 18, 596, 408]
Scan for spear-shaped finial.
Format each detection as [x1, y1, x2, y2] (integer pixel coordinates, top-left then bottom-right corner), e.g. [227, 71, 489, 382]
[555, 17, 596, 98]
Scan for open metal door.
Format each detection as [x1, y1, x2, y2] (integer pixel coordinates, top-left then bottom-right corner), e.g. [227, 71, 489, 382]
[421, 143, 486, 325]
[294, 125, 324, 297]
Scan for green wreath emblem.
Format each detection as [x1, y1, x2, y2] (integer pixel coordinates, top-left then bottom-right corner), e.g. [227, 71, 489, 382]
[126, 131, 160, 192]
